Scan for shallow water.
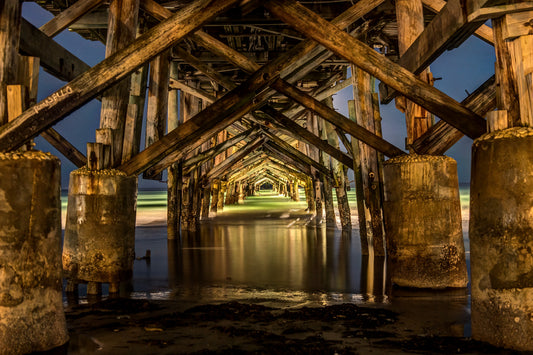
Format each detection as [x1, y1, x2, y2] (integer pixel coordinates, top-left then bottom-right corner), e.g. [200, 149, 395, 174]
[64, 187, 473, 337]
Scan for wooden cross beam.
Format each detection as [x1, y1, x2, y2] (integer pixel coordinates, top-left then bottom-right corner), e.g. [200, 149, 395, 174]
[380, 0, 494, 103]
[143, 0, 402, 162]
[412, 75, 496, 155]
[19, 19, 91, 82]
[262, 130, 333, 179]
[264, 0, 487, 140]
[147, 2, 404, 159]
[263, 144, 312, 177]
[271, 80, 405, 157]
[0, 0, 241, 152]
[260, 105, 353, 168]
[119, 0, 371, 176]
[182, 128, 258, 176]
[169, 78, 217, 103]
[422, 0, 494, 45]
[205, 136, 264, 183]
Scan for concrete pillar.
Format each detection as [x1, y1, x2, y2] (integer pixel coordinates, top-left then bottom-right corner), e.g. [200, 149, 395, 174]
[383, 154, 467, 288]
[63, 168, 137, 286]
[0, 151, 68, 353]
[470, 127, 533, 351]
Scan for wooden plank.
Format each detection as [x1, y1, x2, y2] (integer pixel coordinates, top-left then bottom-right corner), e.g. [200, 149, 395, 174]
[0, 0, 241, 152]
[6, 85, 25, 121]
[87, 142, 104, 170]
[265, 0, 487, 140]
[144, 51, 170, 180]
[502, 10, 533, 40]
[263, 144, 311, 177]
[122, 64, 148, 162]
[19, 19, 91, 82]
[261, 105, 353, 168]
[0, 0, 21, 124]
[412, 75, 496, 155]
[509, 33, 533, 126]
[40, 0, 105, 37]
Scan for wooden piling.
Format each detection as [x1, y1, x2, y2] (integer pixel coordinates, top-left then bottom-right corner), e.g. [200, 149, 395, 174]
[99, 0, 139, 166]
[0, 0, 21, 125]
[144, 50, 170, 180]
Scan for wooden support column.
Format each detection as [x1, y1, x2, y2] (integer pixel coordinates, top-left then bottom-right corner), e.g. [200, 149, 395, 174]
[491, 12, 533, 128]
[218, 180, 226, 211]
[99, 0, 139, 166]
[318, 113, 336, 229]
[0, 0, 21, 125]
[306, 111, 323, 224]
[324, 97, 351, 230]
[167, 62, 180, 239]
[349, 66, 385, 255]
[180, 80, 203, 232]
[123, 24, 149, 163]
[396, 0, 433, 150]
[210, 179, 220, 213]
[144, 50, 170, 180]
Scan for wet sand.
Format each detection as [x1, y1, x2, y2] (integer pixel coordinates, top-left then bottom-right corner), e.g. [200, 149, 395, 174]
[54, 297, 521, 354]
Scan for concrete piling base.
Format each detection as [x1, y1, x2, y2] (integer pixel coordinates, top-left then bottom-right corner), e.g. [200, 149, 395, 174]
[63, 167, 137, 287]
[0, 151, 68, 354]
[383, 154, 468, 289]
[470, 127, 533, 351]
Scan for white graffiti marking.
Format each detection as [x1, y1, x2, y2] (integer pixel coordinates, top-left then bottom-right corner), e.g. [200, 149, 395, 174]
[32, 86, 73, 114]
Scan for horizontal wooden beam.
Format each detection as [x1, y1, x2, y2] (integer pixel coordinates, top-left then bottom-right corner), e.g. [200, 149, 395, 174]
[265, 0, 487, 140]
[0, 0, 241, 152]
[19, 19, 91, 82]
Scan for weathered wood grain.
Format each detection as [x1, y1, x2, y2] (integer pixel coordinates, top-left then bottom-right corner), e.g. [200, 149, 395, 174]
[0, 0, 241, 152]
